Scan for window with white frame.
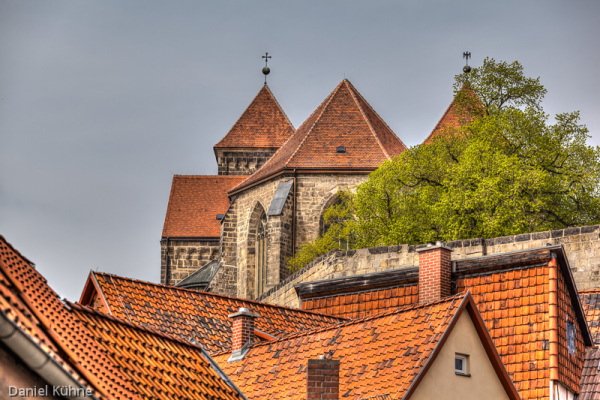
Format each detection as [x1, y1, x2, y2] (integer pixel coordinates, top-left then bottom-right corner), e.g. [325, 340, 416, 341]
[455, 353, 470, 376]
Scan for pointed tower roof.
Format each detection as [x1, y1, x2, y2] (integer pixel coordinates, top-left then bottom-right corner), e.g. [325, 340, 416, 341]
[424, 84, 483, 144]
[230, 79, 407, 193]
[214, 85, 295, 149]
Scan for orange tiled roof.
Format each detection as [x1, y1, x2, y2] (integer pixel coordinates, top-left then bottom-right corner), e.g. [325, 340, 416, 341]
[231, 79, 407, 193]
[581, 288, 600, 345]
[214, 85, 295, 149]
[162, 175, 246, 238]
[79, 271, 346, 354]
[423, 84, 482, 144]
[0, 235, 137, 399]
[299, 246, 591, 400]
[213, 293, 519, 400]
[71, 304, 245, 400]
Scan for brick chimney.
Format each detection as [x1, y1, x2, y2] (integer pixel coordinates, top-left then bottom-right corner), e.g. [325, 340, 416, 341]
[228, 307, 259, 362]
[307, 356, 339, 400]
[416, 242, 453, 304]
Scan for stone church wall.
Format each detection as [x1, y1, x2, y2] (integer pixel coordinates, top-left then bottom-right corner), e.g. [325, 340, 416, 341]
[259, 225, 600, 308]
[160, 238, 220, 285]
[215, 148, 277, 175]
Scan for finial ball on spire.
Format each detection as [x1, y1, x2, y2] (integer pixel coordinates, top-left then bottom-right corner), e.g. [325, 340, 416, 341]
[262, 66, 270, 76]
[463, 65, 471, 73]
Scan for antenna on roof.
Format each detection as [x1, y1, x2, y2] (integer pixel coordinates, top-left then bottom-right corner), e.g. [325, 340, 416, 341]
[463, 51, 472, 74]
[262, 52, 271, 85]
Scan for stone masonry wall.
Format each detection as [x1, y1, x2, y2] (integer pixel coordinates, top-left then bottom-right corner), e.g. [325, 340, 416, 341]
[294, 174, 368, 249]
[259, 225, 600, 308]
[160, 238, 220, 285]
[215, 148, 277, 175]
[206, 264, 238, 297]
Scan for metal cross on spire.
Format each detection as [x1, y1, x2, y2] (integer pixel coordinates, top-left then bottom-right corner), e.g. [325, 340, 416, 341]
[463, 51, 472, 74]
[262, 52, 271, 85]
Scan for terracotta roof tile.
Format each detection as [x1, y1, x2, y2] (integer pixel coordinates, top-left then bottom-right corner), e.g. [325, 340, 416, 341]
[231, 80, 407, 193]
[72, 304, 245, 400]
[214, 85, 295, 149]
[80, 272, 345, 354]
[0, 235, 137, 399]
[162, 175, 246, 237]
[213, 293, 516, 400]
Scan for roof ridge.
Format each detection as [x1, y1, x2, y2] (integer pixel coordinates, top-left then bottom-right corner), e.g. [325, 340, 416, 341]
[90, 271, 347, 321]
[580, 288, 600, 294]
[282, 80, 346, 168]
[215, 293, 466, 356]
[424, 94, 456, 144]
[173, 175, 250, 179]
[344, 80, 390, 159]
[263, 84, 296, 133]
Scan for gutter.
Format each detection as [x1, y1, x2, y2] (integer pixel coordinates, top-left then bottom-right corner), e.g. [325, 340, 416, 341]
[0, 310, 98, 400]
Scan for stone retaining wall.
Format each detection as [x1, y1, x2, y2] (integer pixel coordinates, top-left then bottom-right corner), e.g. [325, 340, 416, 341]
[259, 225, 600, 308]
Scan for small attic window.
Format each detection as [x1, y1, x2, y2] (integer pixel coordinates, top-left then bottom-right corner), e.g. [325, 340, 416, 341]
[216, 214, 225, 221]
[567, 318, 576, 355]
[455, 354, 470, 376]
[336, 146, 346, 153]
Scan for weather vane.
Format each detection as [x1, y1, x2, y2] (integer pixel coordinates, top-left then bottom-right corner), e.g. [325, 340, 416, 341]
[463, 51, 472, 74]
[262, 52, 271, 85]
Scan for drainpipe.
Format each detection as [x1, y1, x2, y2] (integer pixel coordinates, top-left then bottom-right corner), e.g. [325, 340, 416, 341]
[0, 310, 98, 400]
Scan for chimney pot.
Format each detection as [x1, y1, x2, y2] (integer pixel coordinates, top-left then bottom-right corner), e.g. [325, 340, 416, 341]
[307, 358, 339, 400]
[228, 307, 260, 361]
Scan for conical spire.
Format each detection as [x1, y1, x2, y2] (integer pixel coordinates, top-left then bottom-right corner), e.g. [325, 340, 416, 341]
[231, 79, 406, 193]
[214, 85, 294, 149]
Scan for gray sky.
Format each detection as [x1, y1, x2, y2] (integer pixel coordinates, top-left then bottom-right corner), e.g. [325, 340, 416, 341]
[1, 0, 599, 301]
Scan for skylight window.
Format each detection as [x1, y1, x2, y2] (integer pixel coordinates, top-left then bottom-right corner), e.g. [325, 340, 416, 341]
[567, 318, 577, 355]
[455, 354, 470, 376]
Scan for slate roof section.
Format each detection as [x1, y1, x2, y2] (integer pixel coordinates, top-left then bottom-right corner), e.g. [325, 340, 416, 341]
[581, 288, 600, 345]
[71, 304, 246, 400]
[213, 293, 519, 400]
[79, 271, 346, 354]
[162, 175, 247, 238]
[0, 235, 137, 399]
[580, 346, 600, 400]
[231, 79, 407, 193]
[214, 85, 295, 149]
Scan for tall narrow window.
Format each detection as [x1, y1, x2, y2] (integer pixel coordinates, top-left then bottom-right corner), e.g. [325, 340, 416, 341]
[256, 213, 267, 296]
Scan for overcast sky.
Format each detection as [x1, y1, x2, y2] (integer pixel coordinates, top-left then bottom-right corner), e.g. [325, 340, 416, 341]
[1, 0, 599, 301]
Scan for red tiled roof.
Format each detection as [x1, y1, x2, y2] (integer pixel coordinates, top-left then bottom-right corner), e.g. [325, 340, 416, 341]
[0, 235, 137, 399]
[581, 288, 600, 345]
[79, 271, 345, 354]
[162, 175, 246, 238]
[71, 304, 245, 400]
[423, 84, 483, 144]
[214, 85, 295, 149]
[213, 293, 519, 400]
[231, 79, 407, 193]
[580, 346, 600, 399]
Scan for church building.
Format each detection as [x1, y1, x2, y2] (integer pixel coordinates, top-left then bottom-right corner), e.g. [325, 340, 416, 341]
[159, 78, 460, 299]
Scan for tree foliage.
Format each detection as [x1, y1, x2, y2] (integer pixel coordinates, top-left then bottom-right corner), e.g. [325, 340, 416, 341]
[288, 58, 600, 270]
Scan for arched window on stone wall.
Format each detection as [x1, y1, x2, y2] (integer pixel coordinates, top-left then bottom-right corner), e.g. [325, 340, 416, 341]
[247, 203, 268, 299]
[256, 212, 267, 296]
[319, 193, 351, 250]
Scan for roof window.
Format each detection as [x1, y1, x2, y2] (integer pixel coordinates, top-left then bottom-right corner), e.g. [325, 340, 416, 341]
[336, 146, 346, 153]
[216, 214, 225, 221]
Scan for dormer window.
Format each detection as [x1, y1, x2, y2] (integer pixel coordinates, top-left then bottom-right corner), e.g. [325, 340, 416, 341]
[455, 354, 470, 376]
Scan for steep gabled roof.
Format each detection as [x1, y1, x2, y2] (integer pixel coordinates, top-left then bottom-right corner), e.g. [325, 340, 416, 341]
[580, 288, 600, 345]
[213, 293, 519, 400]
[0, 235, 137, 399]
[71, 304, 246, 400]
[231, 79, 407, 193]
[214, 85, 295, 149]
[162, 175, 246, 238]
[78, 271, 346, 354]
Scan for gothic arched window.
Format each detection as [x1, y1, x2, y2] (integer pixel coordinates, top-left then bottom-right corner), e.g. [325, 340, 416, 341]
[255, 212, 267, 296]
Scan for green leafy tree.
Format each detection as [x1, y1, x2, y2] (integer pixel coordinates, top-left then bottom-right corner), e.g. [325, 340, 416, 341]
[351, 58, 600, 246]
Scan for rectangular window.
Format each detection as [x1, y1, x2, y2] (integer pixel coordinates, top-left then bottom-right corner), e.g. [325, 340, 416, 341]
[455, 354, 469, 376]
[567, 318, 576, 355]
